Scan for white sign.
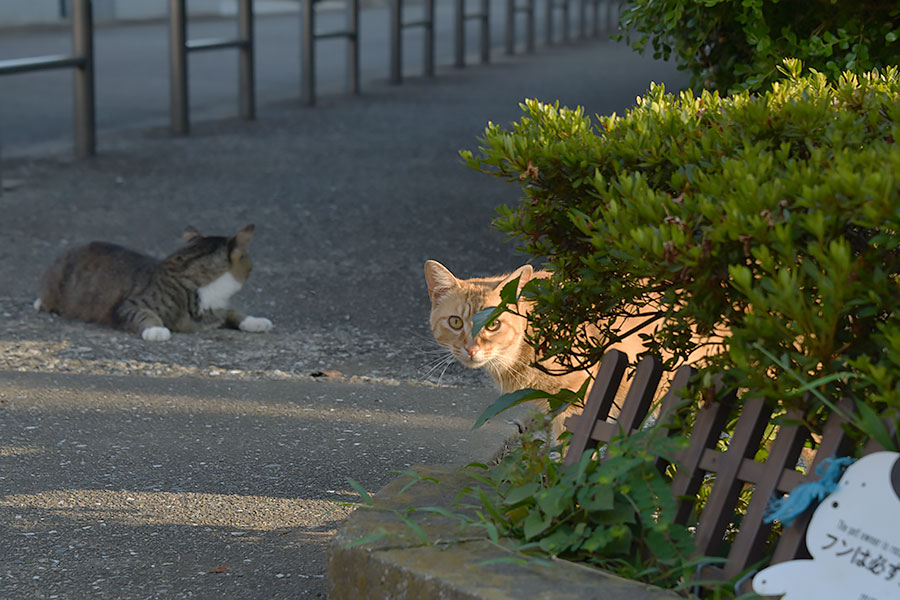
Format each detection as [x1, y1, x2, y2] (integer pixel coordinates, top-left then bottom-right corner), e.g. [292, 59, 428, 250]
[753, 451, 900, 600]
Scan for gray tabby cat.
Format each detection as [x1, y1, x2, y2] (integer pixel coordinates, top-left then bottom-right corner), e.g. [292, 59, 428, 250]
[34, 224, 273, 341]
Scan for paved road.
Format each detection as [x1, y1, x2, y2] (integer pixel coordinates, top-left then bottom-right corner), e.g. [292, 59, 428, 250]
[0, 371, 512, 599]
[0, 10, 689, 598]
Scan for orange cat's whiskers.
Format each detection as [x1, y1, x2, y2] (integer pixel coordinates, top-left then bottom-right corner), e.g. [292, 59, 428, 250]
[491, 354, 531, 386]
[421, 352, 456, 386]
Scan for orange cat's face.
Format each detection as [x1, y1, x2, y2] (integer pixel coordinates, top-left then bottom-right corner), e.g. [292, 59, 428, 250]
[424, 260, 533, 372]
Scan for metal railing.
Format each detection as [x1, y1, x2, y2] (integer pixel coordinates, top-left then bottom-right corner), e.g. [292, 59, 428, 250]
[454, 0, 490, 67]
[545, 0, 570, 46]
[390, 0, 436, 83]
[302, 0, 360, 106]
[1, 0, 621, 160]
[168, 0, 255, 135]
[505, 0, 535, 55]
[0, 0, 95, 158]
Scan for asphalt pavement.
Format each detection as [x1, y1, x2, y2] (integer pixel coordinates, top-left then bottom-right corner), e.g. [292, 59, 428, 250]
[0, 9, 689, 599]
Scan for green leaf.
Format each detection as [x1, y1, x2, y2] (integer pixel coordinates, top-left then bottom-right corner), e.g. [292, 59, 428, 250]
[472, 388, 547, 429]
[471, 275, 524, 336]
[855, 399, 897, 451]
[581, 526, 611, 553]
[577, 484, 615, 512]
[471, 306, 504, 337]
[479, 488, 508, 525]
[346, 477, 373, 506]
[392, 470, 440, 494]
[484, 520, 500, 544]
[418, 506, 465, 521]
[498, 276, 523, 304]
[398, 513, 430, 545]
[523, 511, 552, 539]
[503, 482, 541, 506]
[477, 556, 529, 567]
[535, 486, 568, 518]
[342, 530, 387, 549]
[539, 526, 580, 554]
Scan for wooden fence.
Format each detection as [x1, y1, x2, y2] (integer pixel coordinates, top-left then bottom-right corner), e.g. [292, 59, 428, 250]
[564, 349, 886, 594]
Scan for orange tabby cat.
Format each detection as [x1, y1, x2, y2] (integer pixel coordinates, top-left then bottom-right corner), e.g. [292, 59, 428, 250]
[425, 260, 593, 440]
[426, 260, 722, 442]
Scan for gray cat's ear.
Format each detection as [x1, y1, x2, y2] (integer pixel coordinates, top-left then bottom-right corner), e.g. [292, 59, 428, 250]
[182, 226, 204, 243]
[234, 224, 255, 251]
[497, 264, 534, 295]
[424, 260, 459, 305]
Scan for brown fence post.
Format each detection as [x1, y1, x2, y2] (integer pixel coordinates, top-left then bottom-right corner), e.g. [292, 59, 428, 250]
[564, 349, 627, 466]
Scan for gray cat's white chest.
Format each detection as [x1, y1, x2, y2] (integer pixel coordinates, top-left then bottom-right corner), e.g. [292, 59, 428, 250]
[197, 272, 242, 310]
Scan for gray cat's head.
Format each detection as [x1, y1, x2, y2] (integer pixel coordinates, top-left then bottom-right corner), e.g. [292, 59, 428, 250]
[164, 224, 255, 286]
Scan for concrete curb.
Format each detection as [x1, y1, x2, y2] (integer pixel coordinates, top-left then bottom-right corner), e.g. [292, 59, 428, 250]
[327, 466, 681, 600]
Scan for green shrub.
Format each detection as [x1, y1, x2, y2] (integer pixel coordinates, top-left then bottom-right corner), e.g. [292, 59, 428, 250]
[619, 0, 900, 92]
[462, 62, 900, 446]
[478, 425, 700, 590]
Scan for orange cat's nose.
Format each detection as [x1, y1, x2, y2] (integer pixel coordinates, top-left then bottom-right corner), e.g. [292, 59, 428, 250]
[465, 345, 480, 358]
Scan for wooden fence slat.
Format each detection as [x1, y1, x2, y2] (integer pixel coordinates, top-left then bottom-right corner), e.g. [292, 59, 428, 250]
[770, 398, 855, 564]
[614, 355, 663, 433]
[657, 364, 695, 426]
[670, 386, 736, 525]
[692, 396, 772, 557]
[564, 349, 628, 466]
[654, 364, 695, 473]
[725, 411, 807, 579]
[587, 419, 618, 445]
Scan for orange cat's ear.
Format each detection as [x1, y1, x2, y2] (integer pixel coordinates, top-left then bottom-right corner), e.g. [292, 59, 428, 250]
[182, 226, 204, 243]
[424, 260, 459, 305]
[234, 224, 255, 251]
[496, 264, 534, 296]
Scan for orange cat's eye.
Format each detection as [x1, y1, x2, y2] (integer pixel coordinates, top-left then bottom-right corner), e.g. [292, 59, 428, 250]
[485, 320, 501, 332]
[448, 316, 463, 330]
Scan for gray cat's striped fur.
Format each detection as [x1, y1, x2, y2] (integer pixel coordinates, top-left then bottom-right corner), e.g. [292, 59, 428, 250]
[35, 224, 272, 341]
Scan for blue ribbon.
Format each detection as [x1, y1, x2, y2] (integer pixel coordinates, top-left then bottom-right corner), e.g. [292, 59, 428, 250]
[762, 456, 856, 527]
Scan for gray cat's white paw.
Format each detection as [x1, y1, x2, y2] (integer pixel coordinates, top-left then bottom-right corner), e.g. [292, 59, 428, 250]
[141, 326, 172, 341]
[33, 298, 43, 311]
[239, 316, 273, 333]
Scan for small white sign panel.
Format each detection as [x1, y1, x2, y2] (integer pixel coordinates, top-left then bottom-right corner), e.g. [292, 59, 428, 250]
[753, 451, 900, 600]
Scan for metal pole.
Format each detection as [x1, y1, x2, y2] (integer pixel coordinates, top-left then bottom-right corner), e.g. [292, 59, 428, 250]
[505, 0, 514, 55]
[578, 0, 586, 39]
[545, 0, 553, 46]
[480, 0, 489, 63]
[238, 0, 255, 120]
[455, 0, 465, 67]
[526, 0, 535, 52]
[301, 0, 315, 105]
[561, 0, 569, 42]
[424, 0, 434, 76]
[481, 0, 491, 64]
[592, 0, 599, 36]
[347, 0, 359, 94]
[169, 0, 189, 134]
[389, 0, 402, 84]
[72, 0, 95, 157]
